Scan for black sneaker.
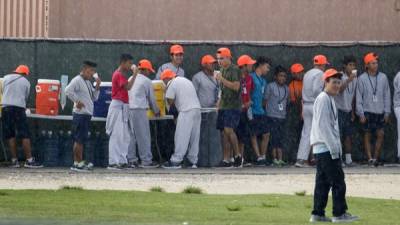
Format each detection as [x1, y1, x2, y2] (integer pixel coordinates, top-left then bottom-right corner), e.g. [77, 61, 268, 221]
[24, 158, 43, 168]
[140, 161, 160, 169]
[128, 161, 139, 168]
[255, 159, 266, 167]
[233, 155, 243, 168]
[162, 161, 182, 169]
[218, 160, 232, 168]
[183, 159, 197, 169]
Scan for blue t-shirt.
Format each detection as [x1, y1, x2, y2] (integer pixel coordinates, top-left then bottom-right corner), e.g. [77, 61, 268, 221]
[250, 72, 267, 115]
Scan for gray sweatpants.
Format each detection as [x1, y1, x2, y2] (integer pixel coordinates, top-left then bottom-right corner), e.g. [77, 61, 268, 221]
[297, 103, 314, 160]
[170, 109, 201, 164]
[127, 109, 153, 165]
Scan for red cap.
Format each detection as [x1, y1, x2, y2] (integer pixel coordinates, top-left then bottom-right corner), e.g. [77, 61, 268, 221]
[201, 55, 217, 65]
[217, 47, 232, 58]
[14, 65, 30, 75]
[314, 55, 329, 65]
[322, 68, 341, 81]
[237, 55, 256, 67]
[170, 45, 184, 55]
[290, 63, 304, 74]
[160, 69, 176, 80]
[364, 52, 379, 65]
[138, 59, 155, 73]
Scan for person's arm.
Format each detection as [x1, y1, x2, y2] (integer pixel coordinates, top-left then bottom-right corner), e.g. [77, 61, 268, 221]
[384, 76, 391, 121]
[65, 78, 80, 103]
[192, 75, 200, 95]
[312, 73, 324, 98]
[165, 81, 176, 108]
[166, 98, 175, 107]
[215, 70, 240, 91]
[124, 72, 137, 91]
[339, 73, 356, 93]
[92, 78, 101, 101]
[65, 78, 84, 109]
[147, 82, 160, 116]
[263, 84, 271, 108]
[314, 96, 341, 159]
[393, 75, 400, 109]
[355, 78, 366, 122]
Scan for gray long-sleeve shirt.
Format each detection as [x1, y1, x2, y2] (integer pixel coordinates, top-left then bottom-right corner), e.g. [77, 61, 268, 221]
[65, 75, 100, 116]
[128, 74, 159, 113]
[302, 68, 324, 104]
[1, 74, 30, 108]
[310, 91, 342, 159]
[265, 82, 289, 119]
[192, 71, 219, 108]
[393, 71, 400, 108]
[334, 72, 357, 112]
[356, 72, 391, 117]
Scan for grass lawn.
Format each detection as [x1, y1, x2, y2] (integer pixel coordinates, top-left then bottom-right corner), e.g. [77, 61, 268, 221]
[0, 188, 399, 225]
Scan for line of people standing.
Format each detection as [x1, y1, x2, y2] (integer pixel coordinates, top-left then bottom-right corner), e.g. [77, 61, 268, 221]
[2, 46, 400, 170]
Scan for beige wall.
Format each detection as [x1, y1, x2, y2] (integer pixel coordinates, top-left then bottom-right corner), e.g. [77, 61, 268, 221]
[2, 0, 400, 41]
[0, 0, 49, 38]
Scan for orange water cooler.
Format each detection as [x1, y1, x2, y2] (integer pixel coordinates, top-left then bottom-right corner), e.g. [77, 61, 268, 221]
[35, 79, 61, 115]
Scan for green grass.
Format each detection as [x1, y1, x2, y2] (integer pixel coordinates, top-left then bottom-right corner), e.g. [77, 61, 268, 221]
[149, 186, 165, 193]
[182, 186, 204, 194]
[0, 189, 399, 225]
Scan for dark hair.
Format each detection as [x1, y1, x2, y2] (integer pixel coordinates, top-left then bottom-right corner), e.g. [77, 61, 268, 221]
[326, 73, 343, 82]
[254, 56, 272, 69]
[274, 65, 287, 75]
[342, 55, 357, 65]
[83, 60, 97, 68]
[120, 54, 133, 64]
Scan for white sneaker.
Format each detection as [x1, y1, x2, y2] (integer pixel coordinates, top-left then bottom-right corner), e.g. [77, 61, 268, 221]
[309, 214, 332, 223]
[332, 213, 359, 223]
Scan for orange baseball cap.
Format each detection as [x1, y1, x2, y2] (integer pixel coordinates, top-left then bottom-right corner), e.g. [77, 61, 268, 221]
[364, 52, 379, 65]
[170, 44, 184, 55]
[313, 55, 329, 65]
[322, 68, 341, 81]
[138, 59, 155, 73]
[290, 63, 304, 74]
[160, 69, 177, 80]
[217, 47, 232, 58]
[201, 55, 216, 65]
[14, 65, 30, 75]
[237, 55, 256, 67]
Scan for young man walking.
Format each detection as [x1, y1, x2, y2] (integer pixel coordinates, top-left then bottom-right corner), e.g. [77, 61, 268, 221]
[309, 68, 359, 223]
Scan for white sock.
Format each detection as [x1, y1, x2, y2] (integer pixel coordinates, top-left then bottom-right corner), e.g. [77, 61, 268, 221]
[345, 154, 352, 164]
[11, 158, 18, 163]
[73, 161, 79, 166]
[26, 158, 33, 163]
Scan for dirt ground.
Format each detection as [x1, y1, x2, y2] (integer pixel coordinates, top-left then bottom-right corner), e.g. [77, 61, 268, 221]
[0, 166, 399, 200]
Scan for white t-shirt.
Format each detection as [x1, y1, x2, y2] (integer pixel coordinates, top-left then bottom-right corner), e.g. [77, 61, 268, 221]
[165, 77, 201, 112]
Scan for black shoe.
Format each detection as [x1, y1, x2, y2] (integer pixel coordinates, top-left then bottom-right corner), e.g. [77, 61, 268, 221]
[255, 159, 266, 167]
[24, 158, 43, 168]
[128, 161, 139, 168]
[162, 161, 182, 169]
[183, 159, 198, 169]
[218, 160, 232, 168]
[233, 155, 243, 168]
